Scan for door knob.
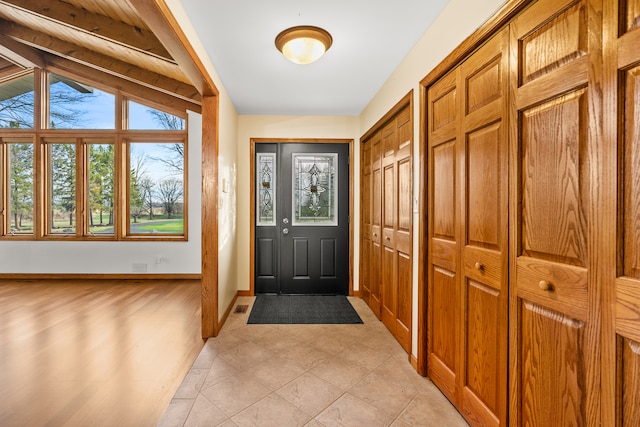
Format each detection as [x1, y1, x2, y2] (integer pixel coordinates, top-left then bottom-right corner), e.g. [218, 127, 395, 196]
[282, 228, 289, 235]
[283, 218, 289, 224]
[474, 262, 483, 271]
[538, 280, 552, 291]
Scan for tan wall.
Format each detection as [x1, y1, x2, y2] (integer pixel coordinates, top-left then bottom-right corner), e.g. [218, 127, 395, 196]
[236, 116, 360, 293]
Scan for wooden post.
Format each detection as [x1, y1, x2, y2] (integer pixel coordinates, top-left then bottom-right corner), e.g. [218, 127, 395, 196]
[201, 95, 218, 338]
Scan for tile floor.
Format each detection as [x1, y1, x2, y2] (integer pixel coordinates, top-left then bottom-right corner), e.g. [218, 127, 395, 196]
[157, 297, 468, 427]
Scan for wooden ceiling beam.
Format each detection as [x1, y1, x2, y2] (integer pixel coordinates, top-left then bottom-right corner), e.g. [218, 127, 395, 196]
[45, 53, 201, 114]
[0, 64, 27, 81]
[0, 0, 173, 61]
[127, 0, 217, 96]
[0, 18, 201, 104]
[0, 32, 45, 68]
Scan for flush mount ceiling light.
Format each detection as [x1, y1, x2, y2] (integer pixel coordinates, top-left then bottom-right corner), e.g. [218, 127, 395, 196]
[275, 25, 333, 65]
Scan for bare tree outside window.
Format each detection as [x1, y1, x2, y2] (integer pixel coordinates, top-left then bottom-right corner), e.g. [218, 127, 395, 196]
[140, 177, 156, 220]
[0, 73, 96, 129]
[148, 110, 185, 174]
[0, 85, 35, 129]
[128, 142, 184, 234]
[129, 152, 149, 224]
[48, 74, 114, 129]
[149, 110, 184, 130]
[157, 178, 183, 220]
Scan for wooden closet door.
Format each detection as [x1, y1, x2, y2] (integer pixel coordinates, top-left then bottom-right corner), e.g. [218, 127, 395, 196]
[381, 108, 412, 352]
[610, 0, 640, 424]
[509, 0, 602, 424]
[370, 132, 382, 317]
[458, 27, 509, 427]
[427, 29, 509, 425]
[360, 139, 372, 304]
[395, 107, 413, 352]
[427, 69, 459, 403]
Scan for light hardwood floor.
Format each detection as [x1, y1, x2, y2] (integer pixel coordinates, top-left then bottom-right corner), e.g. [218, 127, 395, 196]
[0, 279, 204, 427]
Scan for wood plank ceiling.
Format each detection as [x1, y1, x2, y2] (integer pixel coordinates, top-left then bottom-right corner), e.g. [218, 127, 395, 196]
[0, 0, 205, 113]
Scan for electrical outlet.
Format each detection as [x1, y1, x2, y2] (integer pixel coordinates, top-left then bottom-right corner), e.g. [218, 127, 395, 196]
[132, 263, 147, 273]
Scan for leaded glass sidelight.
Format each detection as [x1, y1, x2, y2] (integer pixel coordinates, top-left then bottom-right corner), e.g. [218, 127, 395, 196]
[292, 153, 337, 225]
[257, 153, 276, 226]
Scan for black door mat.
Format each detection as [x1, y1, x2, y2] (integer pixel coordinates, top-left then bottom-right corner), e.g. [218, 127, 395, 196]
[247, 295, 363, 324]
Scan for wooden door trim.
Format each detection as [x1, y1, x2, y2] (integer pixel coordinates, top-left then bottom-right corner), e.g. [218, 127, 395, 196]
[361, 91, 413, 142]
[419, 0, 530, 90]
[249, 138, 354, 296]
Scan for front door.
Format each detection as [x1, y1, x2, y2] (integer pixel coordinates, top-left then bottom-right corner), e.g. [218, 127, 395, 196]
[254, 142, 349, 294]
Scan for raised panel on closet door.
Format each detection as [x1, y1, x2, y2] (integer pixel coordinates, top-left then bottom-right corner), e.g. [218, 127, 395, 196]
[459, 26, 509, 427]
[622, 70, 640, 281]
[519, 302, 587, 426]
[381, 123, 397, 331]
[381, 119, 397, 336]
[428, 69, 459, 403]
[509, 0, 601, 424]
[619, 338, 640, 424]
[624, 0, 640, 32]
[615, 2, 640, 423]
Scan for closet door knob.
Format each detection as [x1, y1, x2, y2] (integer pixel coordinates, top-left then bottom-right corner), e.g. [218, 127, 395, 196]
[538, 280, 552, 291]
[474, 262, 483, 271]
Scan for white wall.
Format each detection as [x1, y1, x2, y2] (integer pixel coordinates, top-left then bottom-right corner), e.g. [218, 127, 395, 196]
[359, 0, 507, 357]
[0, 113, 203, 275]
[236, 116, 360, 292]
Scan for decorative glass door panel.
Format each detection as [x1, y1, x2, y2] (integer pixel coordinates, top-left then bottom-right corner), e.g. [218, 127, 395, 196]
[292, 153, 337, 226]
[257, 153, 276, 226]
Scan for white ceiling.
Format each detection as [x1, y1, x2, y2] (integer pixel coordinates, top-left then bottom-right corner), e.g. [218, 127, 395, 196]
[180, 0, 450, 116]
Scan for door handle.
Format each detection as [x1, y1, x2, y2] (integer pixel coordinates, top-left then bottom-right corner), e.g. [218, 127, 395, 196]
[282, 228, 289, 235]
[538, 280, 552, 291]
